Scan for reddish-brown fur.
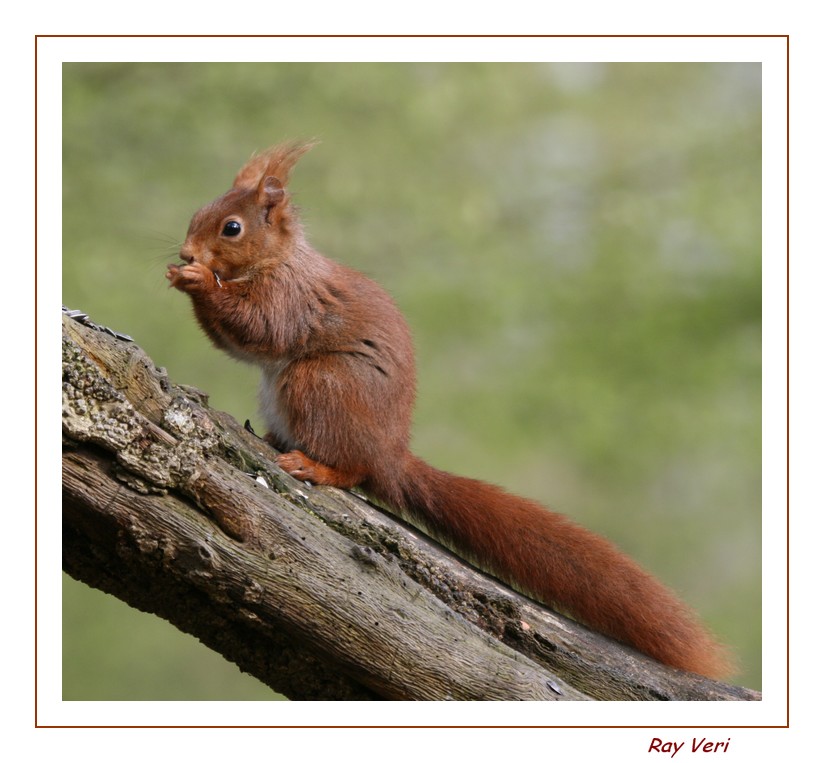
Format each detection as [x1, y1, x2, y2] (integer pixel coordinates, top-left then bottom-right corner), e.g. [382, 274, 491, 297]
[168, 142, 731, 679]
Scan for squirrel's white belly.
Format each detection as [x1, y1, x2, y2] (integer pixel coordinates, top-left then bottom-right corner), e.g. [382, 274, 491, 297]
[258, 360, 297, 450]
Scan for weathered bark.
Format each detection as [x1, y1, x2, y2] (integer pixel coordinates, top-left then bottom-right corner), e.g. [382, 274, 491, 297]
[61, 310, 761, 701]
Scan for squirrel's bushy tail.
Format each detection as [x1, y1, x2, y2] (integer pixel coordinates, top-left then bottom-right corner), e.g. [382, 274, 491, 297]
[371, 454, 731, 679]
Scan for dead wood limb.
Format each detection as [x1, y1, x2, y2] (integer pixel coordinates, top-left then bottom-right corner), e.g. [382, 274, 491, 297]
[60, 311, 760, 702]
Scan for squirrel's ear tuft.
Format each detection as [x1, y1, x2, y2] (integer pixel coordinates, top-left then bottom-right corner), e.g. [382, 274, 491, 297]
[233, 140, 318, 191]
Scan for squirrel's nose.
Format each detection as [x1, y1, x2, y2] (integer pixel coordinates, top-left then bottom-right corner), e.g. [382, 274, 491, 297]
[179, 243, 195, 264]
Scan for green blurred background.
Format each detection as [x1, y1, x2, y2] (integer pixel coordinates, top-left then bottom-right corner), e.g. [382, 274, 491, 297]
[62, 62, 761, 698]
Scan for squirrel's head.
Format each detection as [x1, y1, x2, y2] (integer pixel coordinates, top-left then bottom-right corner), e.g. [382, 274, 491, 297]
[179, 141, 317, 281]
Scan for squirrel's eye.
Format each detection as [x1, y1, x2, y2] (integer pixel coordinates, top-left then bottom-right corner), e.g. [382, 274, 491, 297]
[222, 220, 242, 237]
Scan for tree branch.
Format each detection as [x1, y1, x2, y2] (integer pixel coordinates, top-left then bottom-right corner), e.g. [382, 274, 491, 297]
[61, 310, 760, 701]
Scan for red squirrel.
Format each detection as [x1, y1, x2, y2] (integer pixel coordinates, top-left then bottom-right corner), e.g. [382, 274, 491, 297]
[167, 141, 731, 680]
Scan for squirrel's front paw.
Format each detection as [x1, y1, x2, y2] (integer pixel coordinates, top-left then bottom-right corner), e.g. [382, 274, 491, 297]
[166, 261, 216, 293]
